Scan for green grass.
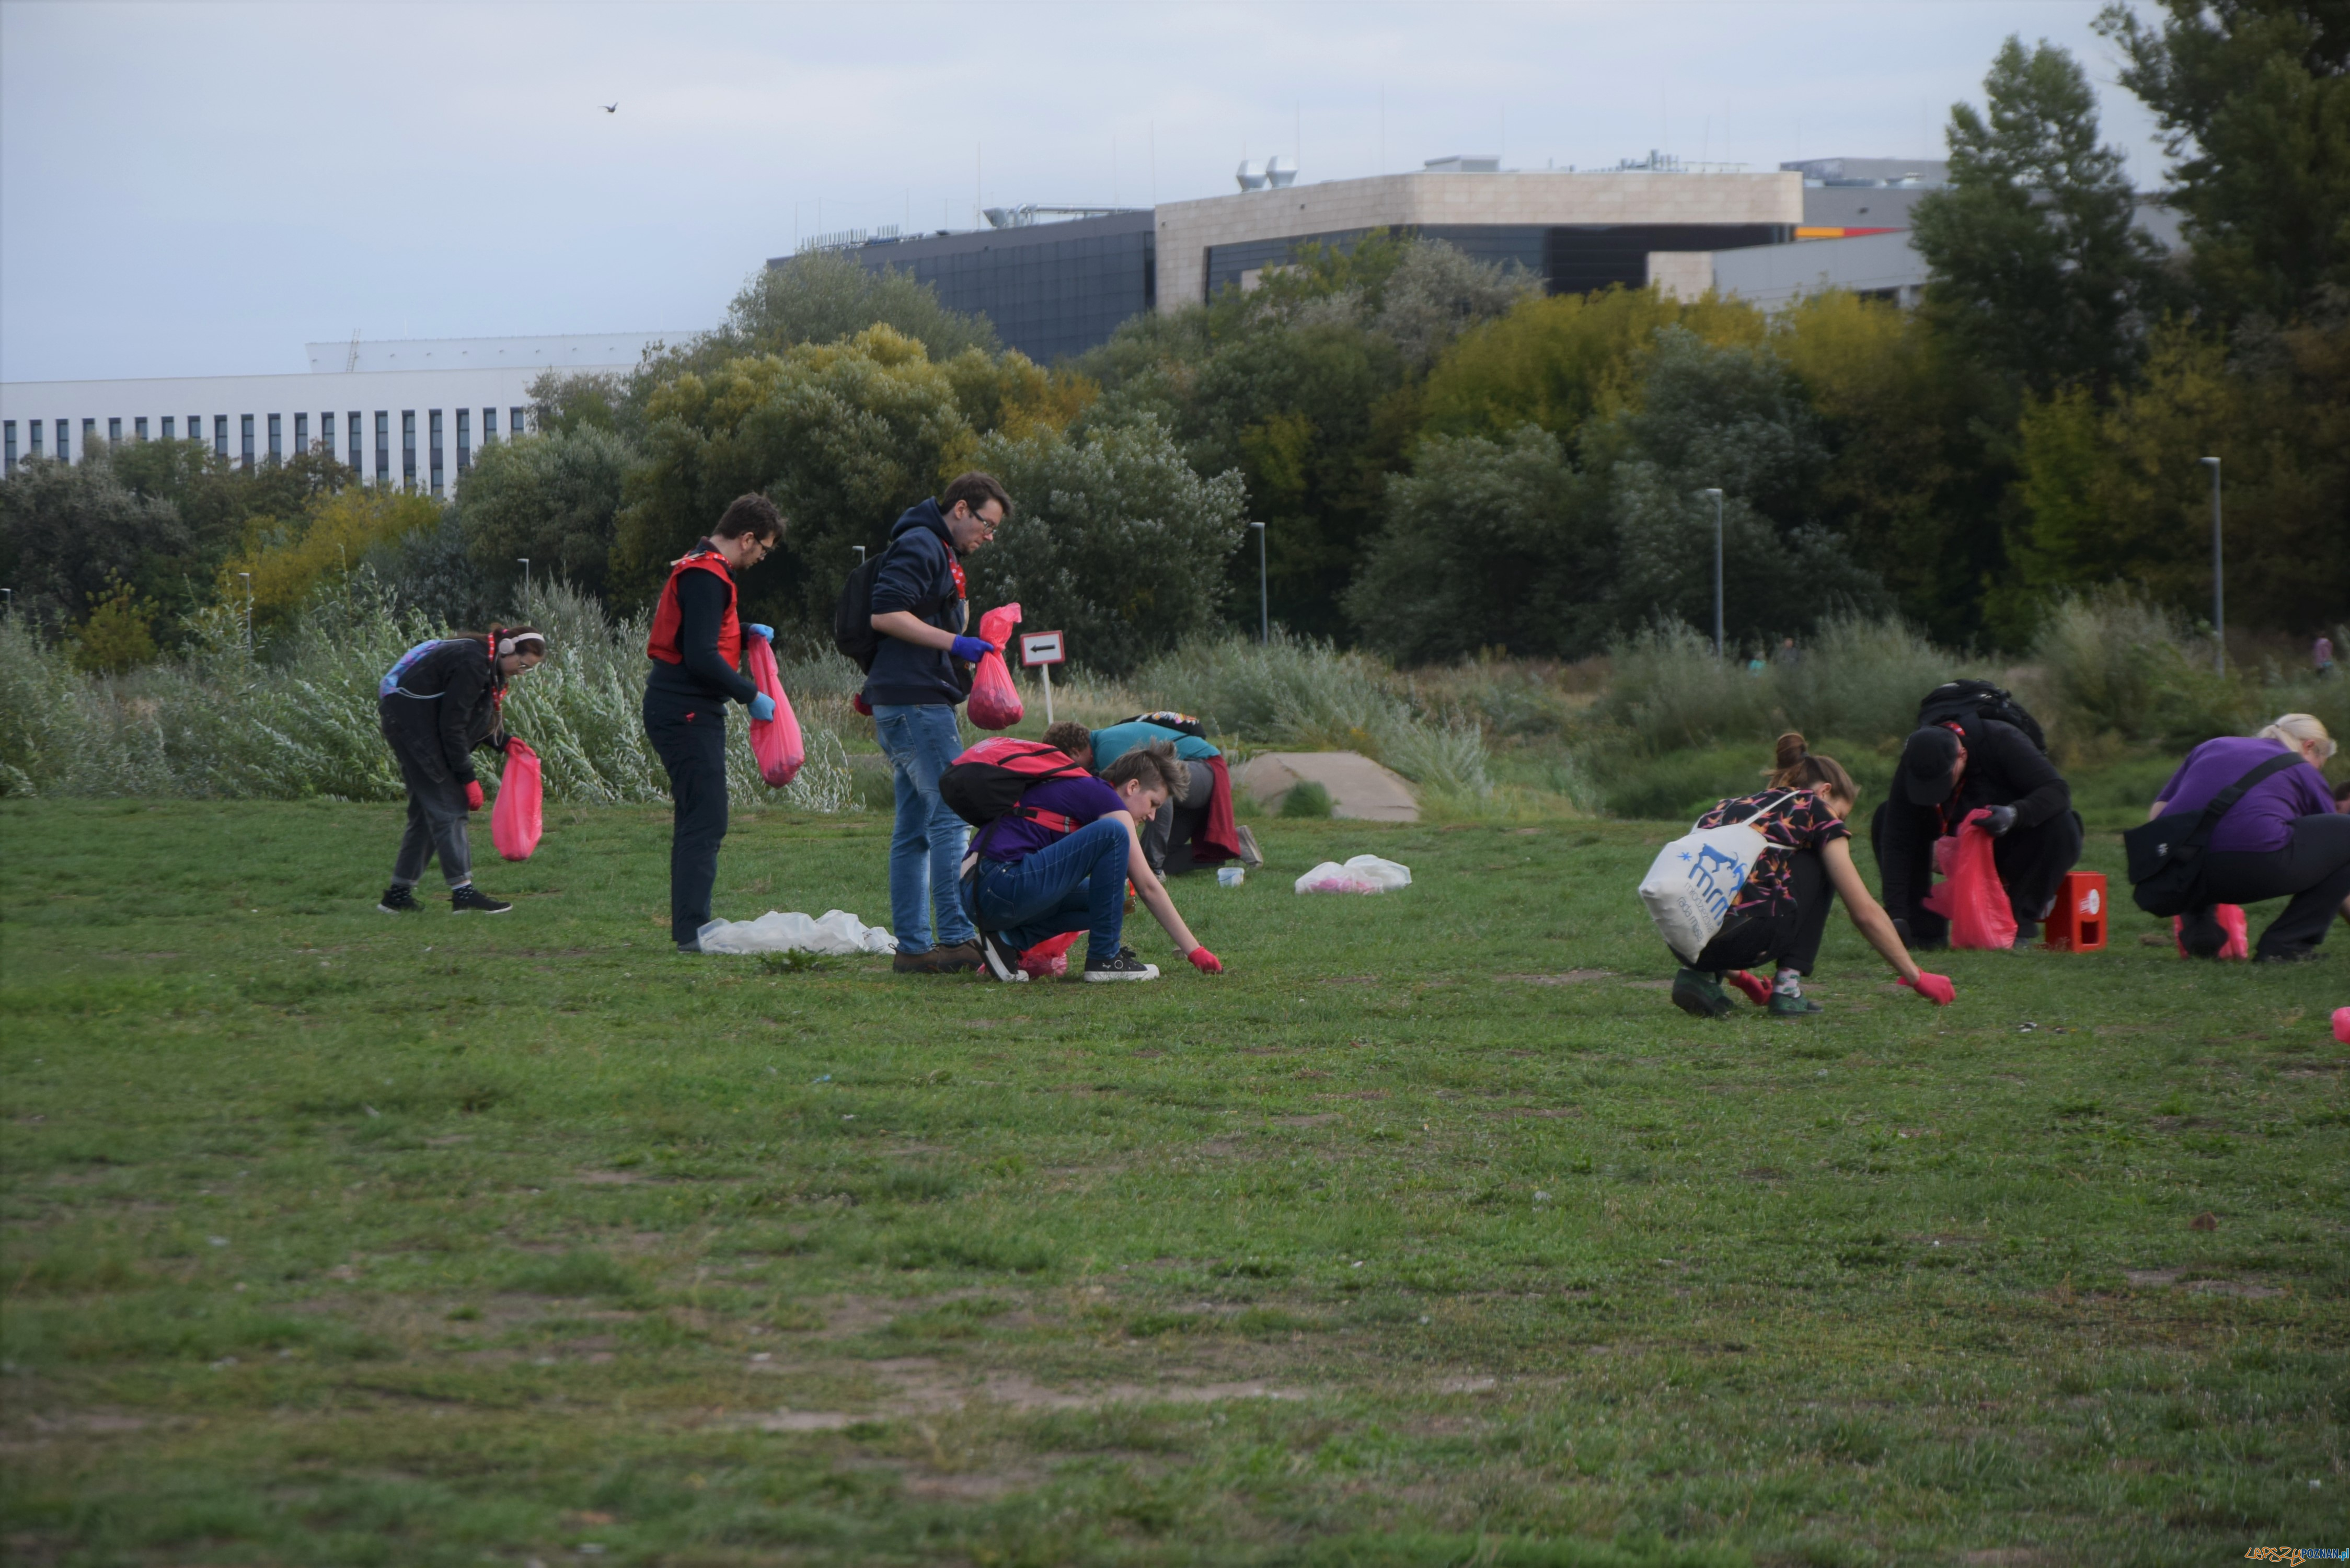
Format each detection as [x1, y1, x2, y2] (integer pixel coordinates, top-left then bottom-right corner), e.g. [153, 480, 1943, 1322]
[3, 795, 2346, 1566]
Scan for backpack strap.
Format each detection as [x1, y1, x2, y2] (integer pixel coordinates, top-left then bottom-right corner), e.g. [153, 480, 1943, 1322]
[2178, 750, 2303, 851]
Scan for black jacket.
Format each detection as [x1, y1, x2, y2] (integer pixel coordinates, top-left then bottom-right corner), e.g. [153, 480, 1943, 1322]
[1879, 717, 2070, 916]
[379, 638, 506, 785]
[860, 499, 971, 707]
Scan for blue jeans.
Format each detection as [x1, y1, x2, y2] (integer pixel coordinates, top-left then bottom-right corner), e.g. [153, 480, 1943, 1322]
[873, 702, 976, 953]
[964, 818, 1130, 964]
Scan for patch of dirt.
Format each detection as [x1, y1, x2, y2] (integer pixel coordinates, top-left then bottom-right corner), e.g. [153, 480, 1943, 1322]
[575, 1170, 643, 1185]
[20, 1412, 148, 1435]
[1273, 1114, 1340, 1127]
[743, 1410, 861, 1432]
[1319, 976, 1382, 986]
[1742, 1168, 1785, 1181]
[2125, 1267, 2186, 1287]
[1315, 1091, 1388, 1102]
[1484, 1108, 1582, 1120]
[1623, 981, 1673, 991]
[1959, 1552, 2052, 1566]
[2183, 1279, 2284, 1299]
[1434, 1376, 1497, 1394]
[1495, 971, 1613, 985]
[900, 1469, 1043, 1501]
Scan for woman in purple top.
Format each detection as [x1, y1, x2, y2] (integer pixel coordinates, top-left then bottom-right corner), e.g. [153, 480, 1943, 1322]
[2150, 714, 2348, 961]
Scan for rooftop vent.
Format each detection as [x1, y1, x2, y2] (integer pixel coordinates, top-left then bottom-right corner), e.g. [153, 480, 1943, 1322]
[1424, 154, 1501, 174]
[1235, 160, 1268, 192]
[1266, 155, 1297, 188]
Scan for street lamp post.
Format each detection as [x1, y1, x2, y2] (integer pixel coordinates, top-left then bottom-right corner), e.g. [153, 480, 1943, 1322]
[1250, 521, 1269, 644]
[2199, 457, 2223, 673]
[237, 571, 253, 650]
[1701, 488, 1725, 659]
[516, 558, 531, 605]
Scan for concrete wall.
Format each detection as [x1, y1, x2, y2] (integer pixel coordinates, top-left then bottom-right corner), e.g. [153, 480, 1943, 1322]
[1155, 170, 1803, 309]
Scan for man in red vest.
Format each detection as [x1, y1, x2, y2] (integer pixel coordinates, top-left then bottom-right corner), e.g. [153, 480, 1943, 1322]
[643, 494, 784, 952]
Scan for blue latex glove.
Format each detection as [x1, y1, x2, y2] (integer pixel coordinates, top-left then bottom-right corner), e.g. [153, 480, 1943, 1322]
[748, 692, 777, 723]
[950, 635, 996, 663]
[745, 623, 775, 641]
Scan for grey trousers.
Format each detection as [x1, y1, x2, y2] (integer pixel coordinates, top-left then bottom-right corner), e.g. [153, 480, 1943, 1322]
[1142, 760, 1217, 876]
[387, 737, 473, 889]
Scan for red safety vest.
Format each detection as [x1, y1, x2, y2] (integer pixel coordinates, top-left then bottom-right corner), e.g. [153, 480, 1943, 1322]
[646, 548, 741, 672]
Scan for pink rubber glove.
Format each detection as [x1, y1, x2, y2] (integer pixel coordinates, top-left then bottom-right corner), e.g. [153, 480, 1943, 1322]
[1725, 970, 1772, 1007]
[1188, 946, 1223, 975]
[2333, 1006, 2350, 1045]
[1899, 971, 1955, 1006]
[464, 779, 485, 812]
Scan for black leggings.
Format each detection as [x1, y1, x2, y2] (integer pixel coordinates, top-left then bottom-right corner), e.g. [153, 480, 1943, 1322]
[2197, 813, 2350, 959]
[1692, 849, 1835, 976]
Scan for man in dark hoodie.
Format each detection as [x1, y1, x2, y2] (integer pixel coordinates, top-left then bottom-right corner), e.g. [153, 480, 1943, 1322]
[643, 494, 784, 953]
[863, 472, 1011, 974]
[1872, 713, 2083, 949]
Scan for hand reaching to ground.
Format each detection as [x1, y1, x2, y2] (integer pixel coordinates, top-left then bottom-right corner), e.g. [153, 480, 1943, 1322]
[1899, 972, 1955, 1006]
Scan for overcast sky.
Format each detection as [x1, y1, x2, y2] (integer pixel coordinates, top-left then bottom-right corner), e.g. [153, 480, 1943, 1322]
[1, 0, 2169, 383]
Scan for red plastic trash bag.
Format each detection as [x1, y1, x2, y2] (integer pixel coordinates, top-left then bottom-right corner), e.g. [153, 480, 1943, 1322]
[491, 739, 543, 861]
[1920, 808, 2018, 950]
[743, 635, 804, 787]
[967, 602, 1023, 731]
[1017, 930, 1082, 979]
[2172, 904, 2250, 960]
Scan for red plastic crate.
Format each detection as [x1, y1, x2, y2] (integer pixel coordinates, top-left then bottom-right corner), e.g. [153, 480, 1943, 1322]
[2041, 871, 2109, 952]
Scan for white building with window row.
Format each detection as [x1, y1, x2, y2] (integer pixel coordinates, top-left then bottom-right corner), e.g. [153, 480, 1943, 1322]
[0, 333, 685, 490]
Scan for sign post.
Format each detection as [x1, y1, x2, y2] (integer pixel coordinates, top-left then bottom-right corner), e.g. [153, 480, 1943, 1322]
[1019, 630, 1066, 725]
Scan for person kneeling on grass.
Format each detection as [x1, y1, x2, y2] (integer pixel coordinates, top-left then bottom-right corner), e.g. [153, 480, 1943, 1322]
[1674, 733, 1955, 1019]
[964, 740, 1222, 983]
[375, 626, 547, 915]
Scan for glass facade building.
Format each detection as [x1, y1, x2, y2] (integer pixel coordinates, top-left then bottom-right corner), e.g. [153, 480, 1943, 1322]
[1202, 222, 1788, 301]
[808, 210, 1156, 365]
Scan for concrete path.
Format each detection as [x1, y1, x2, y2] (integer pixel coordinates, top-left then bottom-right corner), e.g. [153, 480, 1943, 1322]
[1236, 751, 1420, 823]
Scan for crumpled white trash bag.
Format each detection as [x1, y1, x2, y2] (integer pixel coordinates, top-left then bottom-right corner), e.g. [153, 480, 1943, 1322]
[1294, 855, 1413, 894]
[695, 909, 897, 956]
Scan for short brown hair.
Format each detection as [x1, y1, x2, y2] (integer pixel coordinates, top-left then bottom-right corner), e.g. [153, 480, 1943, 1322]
[940, 471, 1011, 520]
[713, 493, 784, 541]
[1099, 739, 1177, 798]
[1041, 721, 1093, 760]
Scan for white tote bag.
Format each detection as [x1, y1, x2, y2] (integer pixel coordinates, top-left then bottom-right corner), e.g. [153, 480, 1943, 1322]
[1637, 792, 1793, 963]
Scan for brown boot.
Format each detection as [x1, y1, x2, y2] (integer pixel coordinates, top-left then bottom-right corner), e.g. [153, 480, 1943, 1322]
[892, 940, 983, 974]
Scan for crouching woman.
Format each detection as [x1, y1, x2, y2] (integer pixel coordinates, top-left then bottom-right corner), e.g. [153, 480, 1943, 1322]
[1673, 734, 1955, 1018]
[375, 627, 547, 915]
[964, 741, 1222, 983]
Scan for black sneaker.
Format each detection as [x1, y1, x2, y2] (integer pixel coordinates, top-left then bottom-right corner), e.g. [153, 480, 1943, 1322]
[975, 930, 1029, 983]
[2253, 947, 2321, 964]
[2179, 908, 2226, 959]
[1082, 950, 1160, 983]
[1671, 967, 1734, 1019]
[450, 884, 512, 915]
[377, 884, 420, 914]
[1767, 993, 1825, 1017]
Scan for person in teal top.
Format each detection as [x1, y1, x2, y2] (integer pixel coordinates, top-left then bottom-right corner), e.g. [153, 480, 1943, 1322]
[1043, 718, 1258, 876]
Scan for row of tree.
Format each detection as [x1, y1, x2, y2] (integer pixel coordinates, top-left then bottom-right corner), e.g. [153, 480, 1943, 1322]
[3, 2, 2344, 673]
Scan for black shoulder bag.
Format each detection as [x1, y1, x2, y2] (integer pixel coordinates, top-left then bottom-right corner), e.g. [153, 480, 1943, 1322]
[2122, 751, 2301, 917]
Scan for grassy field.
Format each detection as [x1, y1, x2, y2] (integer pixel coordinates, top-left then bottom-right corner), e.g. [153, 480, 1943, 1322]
[2, 793, 2346, 1567]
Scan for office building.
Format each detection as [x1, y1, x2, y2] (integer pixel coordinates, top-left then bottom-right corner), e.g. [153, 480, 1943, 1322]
[0, 333, 681, 486]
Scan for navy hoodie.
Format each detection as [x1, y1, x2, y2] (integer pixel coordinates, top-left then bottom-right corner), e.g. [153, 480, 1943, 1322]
[861, 499, 972, 707]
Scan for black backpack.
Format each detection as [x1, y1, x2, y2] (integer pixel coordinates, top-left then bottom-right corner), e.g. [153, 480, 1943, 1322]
[1918, 680, 2048, 755]
[832, 551, 889, 672]
[1118, 710, 1207, 740]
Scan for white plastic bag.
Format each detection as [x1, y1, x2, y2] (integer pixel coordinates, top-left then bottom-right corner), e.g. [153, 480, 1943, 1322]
[694, 909, 898, 956]
[1294, 855, 1413, 894]
[1637, 822, 1768, 963]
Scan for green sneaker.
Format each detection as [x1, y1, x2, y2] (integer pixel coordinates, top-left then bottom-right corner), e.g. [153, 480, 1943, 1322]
[1768, 993, 1824, 1017]
[1671, 967, 1735, 1019]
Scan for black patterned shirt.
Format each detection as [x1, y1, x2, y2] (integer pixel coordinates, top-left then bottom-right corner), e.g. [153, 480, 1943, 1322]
[1694, 789, 1851, 919]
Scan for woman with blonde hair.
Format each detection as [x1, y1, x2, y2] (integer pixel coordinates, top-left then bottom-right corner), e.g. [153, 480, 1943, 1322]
[2148, 713, 2347, 962]
[1673, 733, 1954, 1018]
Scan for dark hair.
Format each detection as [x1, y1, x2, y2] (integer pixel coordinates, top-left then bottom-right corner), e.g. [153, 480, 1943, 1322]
[712, 493, 784, 541]
[1767, 731, 1856, 802]
[1100, 739, 1177, 798]
[940, 471, 1012, 520]
[1041, 720, 1092, 759]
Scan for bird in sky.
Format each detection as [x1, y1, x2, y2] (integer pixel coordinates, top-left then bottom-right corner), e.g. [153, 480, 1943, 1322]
[602, 102, 618, 113]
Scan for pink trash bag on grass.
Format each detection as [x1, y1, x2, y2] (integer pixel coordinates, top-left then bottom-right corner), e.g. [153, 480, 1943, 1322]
[966, 603, 1024, 730]
[1920, 809, 2018, 950]
[2172, 904, 2250, 960]
[744, 635, 804, 787]
[491, 739, 543, 861]
[1017, 930, 1082, 979]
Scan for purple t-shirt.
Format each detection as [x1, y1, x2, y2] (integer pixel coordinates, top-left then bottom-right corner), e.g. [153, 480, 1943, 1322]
[2156, 737, 2336, 854]
[978, 775, 1127, 863]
